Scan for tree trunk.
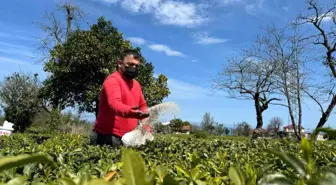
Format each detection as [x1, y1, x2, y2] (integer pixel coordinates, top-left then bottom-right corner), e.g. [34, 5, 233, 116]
[295, 51, 303, 141]
[316, 94, 336, 129]
[65, 6, 73, 42]
[252, 93, 265, 139]
[254, 94, 263, 129]
[94, 99, 99, 118]
[283, 73, 300, 141]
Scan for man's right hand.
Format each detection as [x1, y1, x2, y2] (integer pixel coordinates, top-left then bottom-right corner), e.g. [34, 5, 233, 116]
[137, 111, 150, 119]
[131, 108, 150, 119]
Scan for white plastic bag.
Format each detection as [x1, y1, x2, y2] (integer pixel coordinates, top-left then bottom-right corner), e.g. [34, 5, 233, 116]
[121, 129, 154, 147]
[121, 102, 179, 147]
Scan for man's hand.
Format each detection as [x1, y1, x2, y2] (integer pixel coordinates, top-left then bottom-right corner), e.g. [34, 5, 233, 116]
[131, 106, 150, 119]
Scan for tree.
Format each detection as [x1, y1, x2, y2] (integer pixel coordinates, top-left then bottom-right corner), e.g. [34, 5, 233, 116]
[267, 116, 283, 132]
[212, 43, 280, 136]
[256, 23, 310, 141]
[214, 123, 226, 136]
[170, 118, 184, 132]
[234, 122, 252, 137]
[36, 0, 87, 61]
[41, 16, 170, 116]
[0, 72, 42, 132]
[224, 127, 230, 135]
[295, 0, 336, 131]
[200, 112, 215, 133]
[152, 122, 167, 133]
[169, 118, 191, 132]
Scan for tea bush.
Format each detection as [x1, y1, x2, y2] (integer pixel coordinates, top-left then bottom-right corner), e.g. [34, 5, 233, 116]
[0, 129, 335, 184]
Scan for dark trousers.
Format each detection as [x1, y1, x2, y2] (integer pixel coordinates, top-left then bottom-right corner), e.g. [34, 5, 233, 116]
[90, 130, 123, 147]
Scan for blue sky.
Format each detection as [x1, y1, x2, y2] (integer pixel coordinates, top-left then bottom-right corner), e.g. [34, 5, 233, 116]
[0, 0, 335, 131]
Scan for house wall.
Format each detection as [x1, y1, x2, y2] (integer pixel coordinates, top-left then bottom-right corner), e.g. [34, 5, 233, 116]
[284, 128, 304, 133]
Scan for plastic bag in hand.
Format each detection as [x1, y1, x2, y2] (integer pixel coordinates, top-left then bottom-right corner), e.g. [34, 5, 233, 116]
[121, 127, 154, 147]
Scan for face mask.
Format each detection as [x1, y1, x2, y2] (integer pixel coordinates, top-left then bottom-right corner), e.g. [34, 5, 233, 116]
[123, 66, 138, 80]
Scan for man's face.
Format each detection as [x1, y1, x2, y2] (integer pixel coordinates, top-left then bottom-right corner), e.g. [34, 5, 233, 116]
[119, 54, 140, 70]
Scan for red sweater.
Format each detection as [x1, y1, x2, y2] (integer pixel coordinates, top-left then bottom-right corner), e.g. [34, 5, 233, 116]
[94, 71, 148, 137]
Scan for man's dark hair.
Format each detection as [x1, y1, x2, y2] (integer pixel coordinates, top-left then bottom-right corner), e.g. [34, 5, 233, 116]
[116, 49, 141, 69]
[121, 49, 141, 60]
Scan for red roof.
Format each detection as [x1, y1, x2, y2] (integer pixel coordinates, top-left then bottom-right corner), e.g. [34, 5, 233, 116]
[283, 124, 304, 129]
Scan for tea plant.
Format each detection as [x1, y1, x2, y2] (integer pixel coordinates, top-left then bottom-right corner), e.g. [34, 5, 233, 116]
[0, 128, 334, 184]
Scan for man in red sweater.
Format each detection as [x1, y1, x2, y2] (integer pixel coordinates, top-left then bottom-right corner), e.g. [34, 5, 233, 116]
[90, 49, 151, 146]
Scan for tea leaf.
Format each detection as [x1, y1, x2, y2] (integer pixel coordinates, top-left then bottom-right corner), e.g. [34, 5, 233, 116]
[162, 175, 179, 185]
[121, 148, 146, 185]
[58, 178, 77, 185]
[145, 171, 156, 185]
[229, 167, 243, 185]
[258, 174, 294, 185]
[300, 138, 313, 176]
[267, 149, 306, 177]
[6, 176, 28, 185]
[75, 174, 92, 185]
[175, 164, 189, 177]
[155, 166, 168, 182]
[0, 154, 54, 172]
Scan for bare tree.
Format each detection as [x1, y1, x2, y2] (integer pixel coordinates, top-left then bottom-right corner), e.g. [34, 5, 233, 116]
[212, 43, 280, 138]
[251, 22, 312, 141]
[295, 0, 336, 131]
[35, 0, 87, 62]
[267, 116, 283, 131]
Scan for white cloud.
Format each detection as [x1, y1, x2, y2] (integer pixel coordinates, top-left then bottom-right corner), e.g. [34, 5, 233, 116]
[127, 37, 147, 45]
[121, 0, 160, 13]
[152, 74, 209, 100]
[148, 44, 184, 56]
[93, 0, 119, 4]
[300, 11, 335, 25]
[319, 12, 335, 23]
[166, 78, 225, 100]
[0, 32, 36, 42]
[217, 0, 243, 5]
[191, 32, 228, 45]
[0, 56, 30, 65]
[281, 5, 290, 12]
[245, 0, 275, 16]
[167, 78, 210, 100]
[96, 0, 207, 27]
[0, 41, 36, 58]
[244, 0, 283, 19]
[153, 1, 206, 27]
[126, 36, 188, 57]
[103, 0, 119, 3]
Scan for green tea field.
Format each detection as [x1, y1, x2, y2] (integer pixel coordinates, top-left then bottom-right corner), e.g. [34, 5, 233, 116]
[0, 133, 335, 185]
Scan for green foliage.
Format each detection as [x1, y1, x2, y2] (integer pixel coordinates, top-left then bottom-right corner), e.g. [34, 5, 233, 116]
[234, 122, 252, 137]
[169, 118, 191, 133]
[201, 112, 215, 133]
[27, 109, 92, 135]
[42, 16, 170, 116]
[0, 129, 335, 184]
[192, 130, 209, 139]
[214, 123, 229, 136]
[0, 72, 42, 132]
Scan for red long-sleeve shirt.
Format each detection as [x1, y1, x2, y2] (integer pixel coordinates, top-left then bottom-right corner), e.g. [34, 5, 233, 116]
[94, 71, 148, 137]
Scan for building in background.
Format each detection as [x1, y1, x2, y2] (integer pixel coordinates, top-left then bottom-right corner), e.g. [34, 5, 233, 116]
[283, 124, 305, 137]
